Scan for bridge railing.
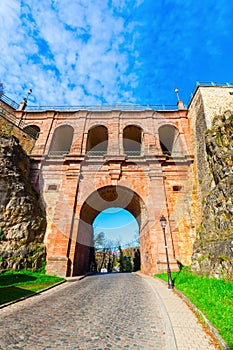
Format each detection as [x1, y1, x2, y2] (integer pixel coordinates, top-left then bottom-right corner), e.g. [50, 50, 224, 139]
[187, 81, 233, 106]
[25, 104, 178, 111]
[86, 150, 107, 157]
[0, 93, 20, 109]
[47, 151, 70, 158]
[0, 105, 39, 139]
[124, 150, 141, 157]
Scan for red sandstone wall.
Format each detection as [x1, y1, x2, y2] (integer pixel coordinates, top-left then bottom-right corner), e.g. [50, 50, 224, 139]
[18, 107, 194, 277]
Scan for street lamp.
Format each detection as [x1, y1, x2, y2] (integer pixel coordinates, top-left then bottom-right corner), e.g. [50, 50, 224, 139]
[160, 215, 174, 289]
[174, 87, 180, 101]
[23, 89, 32, 103]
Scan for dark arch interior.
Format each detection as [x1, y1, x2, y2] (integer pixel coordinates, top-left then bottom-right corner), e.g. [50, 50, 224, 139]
[49, 125, 74, 156]
[86, 125, 108, 155]
[158, 125, 181, 156]
[73, 185, 147, 275]
[23, 125, 40, 139]
[123, 125, 142, 155]
[80, 185, 146, 226]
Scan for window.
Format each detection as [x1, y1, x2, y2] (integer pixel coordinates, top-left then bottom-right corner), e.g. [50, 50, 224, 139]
[158, 125, 182, 156]
[23, 125, 40, 140]
[86, 125, 108, 156]
[123, 125, 142, 156]
[49, 125, 74, 157]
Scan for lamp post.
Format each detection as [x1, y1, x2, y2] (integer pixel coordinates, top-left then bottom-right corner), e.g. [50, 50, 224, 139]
[160, 215, 174, 289]
[24, 89, 32, 103]
[174, 87, 180, 101]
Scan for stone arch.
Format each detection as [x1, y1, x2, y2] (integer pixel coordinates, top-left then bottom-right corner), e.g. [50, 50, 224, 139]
[23, 125, 40, 139]
[123, 125, 142, 156]
[72, 185, 148, 275]
[158, 124, 183, 156]
[49, 124, 74, 157]
[86, 125, 108, 155]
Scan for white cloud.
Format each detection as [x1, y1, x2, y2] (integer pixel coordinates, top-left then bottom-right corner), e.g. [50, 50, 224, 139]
[0, 0, 141, 105]
[1, 0, 232, 107]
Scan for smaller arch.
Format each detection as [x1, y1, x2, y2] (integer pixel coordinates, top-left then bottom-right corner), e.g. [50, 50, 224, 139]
[23, 125, 40, 140]
[123, 125, 142, 156]
[158, 124, 182, 156]
[49, 124, 74, 157]
[86, 125, 108, 156]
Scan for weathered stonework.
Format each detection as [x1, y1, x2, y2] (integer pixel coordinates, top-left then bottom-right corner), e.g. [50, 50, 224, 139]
[188, 86, 233, 279]
[190, 111, 233, 279]
[0, 135, 46, 271]
[0, 111, 36, 153]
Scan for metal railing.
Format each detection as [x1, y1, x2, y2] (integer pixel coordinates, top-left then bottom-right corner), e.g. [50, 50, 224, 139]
[196, 81, 233, 87]
[86, 150, 107, 157]
[188, 81, 233, 106]
[0, 105, 39, 139]
[47, 151, 70, 158]
[25, 104, 178, 111]
[0, 93, 19, 109]
[0, 93, 178, 111]
[124, 150, 142, 156]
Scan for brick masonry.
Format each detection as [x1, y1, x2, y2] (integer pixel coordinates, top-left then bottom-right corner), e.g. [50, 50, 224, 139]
[2, 85, 232, 277]
[12, 104, 194, 277]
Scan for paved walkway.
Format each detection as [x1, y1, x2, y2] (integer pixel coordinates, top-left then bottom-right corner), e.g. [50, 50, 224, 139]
[140, 274, 219, 350]
[0, 273, 219, 350]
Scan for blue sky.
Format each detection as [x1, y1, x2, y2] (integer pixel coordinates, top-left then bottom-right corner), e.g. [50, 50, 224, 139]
[93, 208, 139, 248]
[1, 0, 233, 107]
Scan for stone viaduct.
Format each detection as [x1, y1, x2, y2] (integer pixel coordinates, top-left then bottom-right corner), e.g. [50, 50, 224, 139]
[1, 84, 233, 277]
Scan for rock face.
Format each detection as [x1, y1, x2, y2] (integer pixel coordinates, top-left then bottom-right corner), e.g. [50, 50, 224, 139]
[191, 111, 233, 279]
[0, 135, 46, 271]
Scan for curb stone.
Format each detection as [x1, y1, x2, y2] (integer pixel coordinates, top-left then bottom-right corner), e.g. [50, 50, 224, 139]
[153, 276, 229, 350]
[174, 288, 230, 350]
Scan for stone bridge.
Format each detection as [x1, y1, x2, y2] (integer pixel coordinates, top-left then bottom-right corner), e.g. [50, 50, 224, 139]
[1, 84, 232, 277]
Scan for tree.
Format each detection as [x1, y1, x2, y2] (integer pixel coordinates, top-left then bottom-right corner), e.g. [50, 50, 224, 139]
[94, 232, 118, 273]
[118, 245, 125, 272]
[134, 229, 140, 246]
[133, 248, 141, 271]
[94, 231, 105, 249]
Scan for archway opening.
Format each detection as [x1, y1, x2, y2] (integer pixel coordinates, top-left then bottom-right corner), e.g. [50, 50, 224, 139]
[49, 125, 74, 157]
[158, 125, 182, 156]
[86, 125, 108, 155]
[123, 125, 142, 156]
[93, 207, 140, 272]
[72, 185, 147, 275]
[23, 125, 40, 139]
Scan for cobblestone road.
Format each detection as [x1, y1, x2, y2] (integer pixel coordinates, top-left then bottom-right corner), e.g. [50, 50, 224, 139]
[0, 273, 170, 350]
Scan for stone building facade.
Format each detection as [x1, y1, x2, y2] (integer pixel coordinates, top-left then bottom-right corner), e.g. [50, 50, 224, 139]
[1, 84, 232, 277]
[188, 85, 233, 225]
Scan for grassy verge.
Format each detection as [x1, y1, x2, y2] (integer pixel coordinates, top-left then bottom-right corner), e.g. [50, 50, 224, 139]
[155, 269, 233, 349]
[0, 270, 65, 305]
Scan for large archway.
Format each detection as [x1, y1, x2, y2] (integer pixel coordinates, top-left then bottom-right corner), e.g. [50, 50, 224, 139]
[93, 208, 140, 273]
[72, 185, 147, 276]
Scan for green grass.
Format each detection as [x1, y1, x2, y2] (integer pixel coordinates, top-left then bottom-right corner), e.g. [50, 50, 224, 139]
[155, 269, 233, 349]
[0, 270, 65, 305]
